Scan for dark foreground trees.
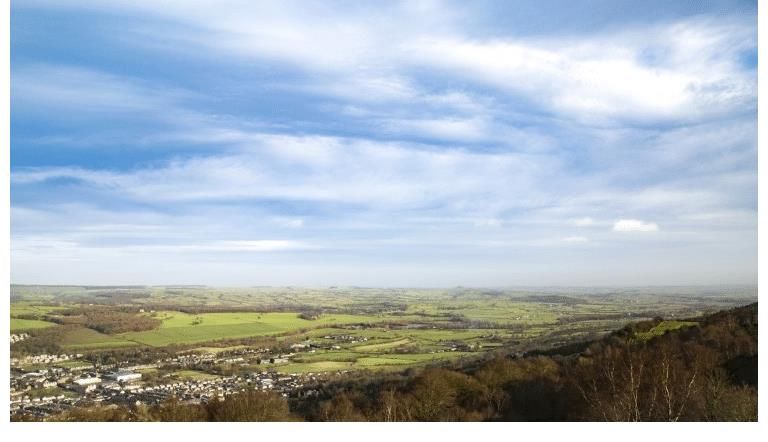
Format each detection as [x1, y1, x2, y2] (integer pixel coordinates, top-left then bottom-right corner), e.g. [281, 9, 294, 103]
[44, 391, 296, 422]
[297, 303, 757, 422]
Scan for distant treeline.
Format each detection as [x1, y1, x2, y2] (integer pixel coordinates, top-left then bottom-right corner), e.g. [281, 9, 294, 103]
[46, 308, 161, 334]
[511, 295, 587, 305]
[57, 292, 152, 306]
[11, 326, 72, 356]
[474, 291, 586, 305]
[152, 303, 408, 316]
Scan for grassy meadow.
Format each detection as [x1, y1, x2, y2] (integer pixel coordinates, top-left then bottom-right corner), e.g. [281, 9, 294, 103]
[10, 284, 756, 374]
[11, 318, 57, 331]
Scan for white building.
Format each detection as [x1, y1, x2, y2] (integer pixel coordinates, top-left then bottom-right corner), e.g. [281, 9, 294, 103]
[107, 371, 142, 383]
[70, 377, 101, 393]
[73, 376, 102, 386]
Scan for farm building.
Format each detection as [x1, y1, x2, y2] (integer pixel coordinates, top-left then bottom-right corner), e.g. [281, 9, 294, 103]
[106, 371, 142, 383]
[73, 376, 102, 386]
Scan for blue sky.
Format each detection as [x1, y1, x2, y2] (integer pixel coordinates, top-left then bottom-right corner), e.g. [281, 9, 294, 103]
[10, 0, 757, 286]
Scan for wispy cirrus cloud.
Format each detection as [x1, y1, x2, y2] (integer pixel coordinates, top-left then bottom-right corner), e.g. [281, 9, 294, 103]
[613, 219, 660, 232]
[10, 0, 756, 285]
[11, 133, 562, 210]
[403, 17, 754, 125]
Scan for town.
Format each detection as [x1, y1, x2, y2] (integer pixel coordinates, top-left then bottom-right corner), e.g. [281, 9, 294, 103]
[11, 345, 329, 420]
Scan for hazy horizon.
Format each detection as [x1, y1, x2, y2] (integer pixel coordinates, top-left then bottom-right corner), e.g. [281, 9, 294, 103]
[8, 283, 759, 293]
[10, 1, 757, 286]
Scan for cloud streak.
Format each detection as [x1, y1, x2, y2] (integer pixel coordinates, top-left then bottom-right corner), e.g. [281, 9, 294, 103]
[9, 0, 757, 285]
[613, 219, 660, 232]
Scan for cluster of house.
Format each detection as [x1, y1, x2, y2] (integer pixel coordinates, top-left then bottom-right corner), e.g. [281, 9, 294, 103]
[109, 372, 314, 407]
[291, 336, 370, 352]
[11, 353, 84, 366]
[14, 369, 61, 391]
[11, 338, 357, 419]
[10, 367, 145, 417]
[322, 334, 369, 343]
[10, 333, 30, 344]
[12, 367, 324, 419]
[164, 353, 217, 365]
[441, 341, 477, 352]
[158, 351, 287, 369]
[10, 394, 74, 418]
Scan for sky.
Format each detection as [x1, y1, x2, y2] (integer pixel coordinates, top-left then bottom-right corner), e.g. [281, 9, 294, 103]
[9, 0, 758, 287]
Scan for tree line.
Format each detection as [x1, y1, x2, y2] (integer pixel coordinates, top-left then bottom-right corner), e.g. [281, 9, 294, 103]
[47, 308, 161, 334]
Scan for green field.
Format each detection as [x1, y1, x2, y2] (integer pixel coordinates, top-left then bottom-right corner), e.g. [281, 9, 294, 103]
[61, 328, 138, 350]
[11, 318, 58, 331]
[279, 351, 474, 373]
[634, 320, 698, 341]
[26, 386, 78, 399]
[10, 285, 755, 376]
[173, 370, 220, 381]
[190, 345, 249, 354]
[293, 351, 361, 363]
[120, 311, 398, 347]
[278, 361, 353, 373]
[44, 310, 412, 349]
[353, 338, 412, 352]
[10, 304, 69, 317]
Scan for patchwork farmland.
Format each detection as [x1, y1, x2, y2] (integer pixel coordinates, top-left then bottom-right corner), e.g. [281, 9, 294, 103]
[10, 285, 755, 374]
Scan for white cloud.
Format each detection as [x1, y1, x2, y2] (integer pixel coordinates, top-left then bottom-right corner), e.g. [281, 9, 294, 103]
[12, 65, 197, 117]
[12, 133, 561, 212]
[12, 236, 311, 257]
[380, 116, 554, 149]
[272, 217, 304, 228]
[384, 117, 491, 142]
[17, 3, 754, 127]
[613, 219, 659, 232]
[403, 18, 754, 125]
[573, 217, 594, 227]
[473, 218, 502, 228]
[9, 2, 757, 285]
[195, 240, 310, 252]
